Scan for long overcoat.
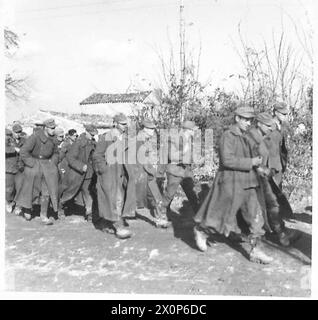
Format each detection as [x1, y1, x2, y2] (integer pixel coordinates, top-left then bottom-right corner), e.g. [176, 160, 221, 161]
[5, 134, 26, 201]
[93, 128, 136, 222]
[134, 130, 161, 208]
[194, 125, 262, 236]
[14, 130, 59, 211]
[265, 123, 288, 186]
[247, 127, 293, 220]
[59, 133, 95, 204]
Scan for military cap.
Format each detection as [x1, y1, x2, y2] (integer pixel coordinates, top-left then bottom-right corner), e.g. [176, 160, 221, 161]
[54, 127, 64, 137]
[113, 113, 128, 124]
[273, 102, 288, 115]
[12, 123, 23, 133]
[68, 129, 78, 136]
[5, 128, 12, 136]
[256, 112, 274, 127]
[142, 119, 156, 129]
[182, 120, 198, 130]
[234, 106, 255, 118]
[84, 124, 98, 135]
[43, 118, 56, 129]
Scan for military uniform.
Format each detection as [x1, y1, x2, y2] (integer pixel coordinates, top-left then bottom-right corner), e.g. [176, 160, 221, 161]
[194, 107, 273, 264]
[93, 114, 136, 239]
[14, 119, 59, 224]
[5, 125, 26, 211]
[161, 121, 199, 216]
[59, 126, 97, 221]
[135, 120, 169, 227]
[247, 112, 296, 247]
[265, 102, 289, 188]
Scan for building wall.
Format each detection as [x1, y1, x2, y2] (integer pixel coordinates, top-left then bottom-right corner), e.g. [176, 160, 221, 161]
[82, 102, 143, 116]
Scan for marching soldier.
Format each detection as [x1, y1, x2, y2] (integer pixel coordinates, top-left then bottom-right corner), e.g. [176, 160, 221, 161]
[193, 106, 273, 264]
[58, 124, 97, 222]
[135, 119, 169, 228]
[93, 114, 136, 239]
[161, 120, 200, 218]
[58, 129, 78, 177]
[266, 102, 289, 189]
[14, 119, 59, 225]
[5, 124, 26, 213]
[246, 112, 298, 246]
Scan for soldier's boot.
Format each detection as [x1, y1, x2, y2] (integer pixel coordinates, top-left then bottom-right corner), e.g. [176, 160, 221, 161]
[193, 225, 208, 252]
[40, 196, 53, 226]
[24, 208, 32, 221]
[277, 229, 301, 247]
[57, 204, 66, 220]
[113, 220, 132, 240]
[153, 202, 170, 228]
[85, 208, 93, 223]
[6, 201, 14, 213]
[248, 238, 273, 264]
[13, 205, 22, 216]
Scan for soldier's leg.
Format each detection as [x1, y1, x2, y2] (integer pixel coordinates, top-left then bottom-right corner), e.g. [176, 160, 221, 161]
[39, 174, 53, 225]
[162, 173, 182, 211]
[81, 178, 93, 222]
[181, 177, 199, 213]
[240, 188, 272, 264]
[6, 173, 16, 212]
[147, 176, 170, 228]
[112, 178, 132, 239]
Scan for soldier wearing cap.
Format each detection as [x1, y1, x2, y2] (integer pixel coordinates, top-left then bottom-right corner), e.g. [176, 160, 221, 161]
[5, 123, 27, 213]
[58, 129, 78, 177]
[58, 124, 98, 222]
[14, 118, 59, 225]
[246, 112, 298, 246]
[93, 113, 136, 239]
[135, 119, 169, 228]
[266, 101, 289, 188]
[193, 106, 273, 264]
[160, 120, 200, 223]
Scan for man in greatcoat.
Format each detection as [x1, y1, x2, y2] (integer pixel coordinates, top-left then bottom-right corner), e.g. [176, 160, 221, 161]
[135, 119, 169, 228]
[193, 106, 273, 264]
[14, 119, 59, 225]
[266, 102, 289, 189]
[58, 129, 78, 178]
[5, 124, 26, 213]
[93, 114, 136, 239]
[160, 120, 200, 220]
[58, 124, 97, 222]
[246, 112, 299, 247]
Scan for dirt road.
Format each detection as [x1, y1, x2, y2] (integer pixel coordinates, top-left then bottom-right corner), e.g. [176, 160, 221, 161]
[5, 195, 311, 296]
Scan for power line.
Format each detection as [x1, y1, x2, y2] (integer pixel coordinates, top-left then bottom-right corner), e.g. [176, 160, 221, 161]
[17, 1, 180, 22]
[17, 0, 136, 14]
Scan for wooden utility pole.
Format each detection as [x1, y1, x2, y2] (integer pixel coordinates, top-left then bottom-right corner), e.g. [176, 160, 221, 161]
[179, 0, 186, 121]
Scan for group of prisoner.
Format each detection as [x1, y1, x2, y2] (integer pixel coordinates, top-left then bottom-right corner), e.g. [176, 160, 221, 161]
[5, 101, 300, 264]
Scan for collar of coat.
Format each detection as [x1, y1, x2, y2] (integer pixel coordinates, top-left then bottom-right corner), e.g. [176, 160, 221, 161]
[36, 129, 50, 143]
[228, 124, 243, 136]
[78, 132, 94, 147]
[247, 126, 264, 143]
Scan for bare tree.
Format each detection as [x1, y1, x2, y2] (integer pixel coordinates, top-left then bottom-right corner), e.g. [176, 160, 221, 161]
[234, 24, 307, 112]
[4, 27, 31, 101]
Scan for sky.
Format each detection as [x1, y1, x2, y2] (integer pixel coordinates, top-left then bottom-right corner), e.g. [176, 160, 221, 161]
[2, 0, 315, 121]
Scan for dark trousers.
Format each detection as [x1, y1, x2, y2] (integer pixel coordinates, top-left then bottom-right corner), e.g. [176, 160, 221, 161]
[6, 173, 16, 202]
[163, 173, 198, 211]
[260, 176, 285, 233]
[81, 178, 93, 214]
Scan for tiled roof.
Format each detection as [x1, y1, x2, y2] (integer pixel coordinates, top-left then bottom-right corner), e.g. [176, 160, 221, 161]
[79, 91, 152, 105]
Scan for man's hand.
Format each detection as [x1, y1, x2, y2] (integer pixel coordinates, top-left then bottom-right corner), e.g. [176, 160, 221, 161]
[252, 156, 262, 167]
[83, 164, 88, 172]
[14, 147, 20, 153]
